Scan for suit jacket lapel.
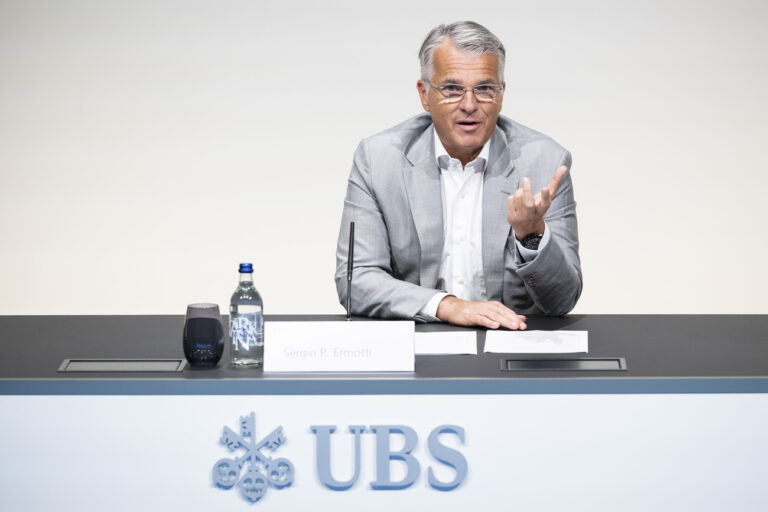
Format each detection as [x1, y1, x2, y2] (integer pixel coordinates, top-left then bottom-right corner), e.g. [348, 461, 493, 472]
[403, 126, 444, 288]
[483, 127, 517, 301]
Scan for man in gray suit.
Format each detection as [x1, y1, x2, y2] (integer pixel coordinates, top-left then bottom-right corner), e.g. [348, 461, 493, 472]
[336, 21, 582, 330]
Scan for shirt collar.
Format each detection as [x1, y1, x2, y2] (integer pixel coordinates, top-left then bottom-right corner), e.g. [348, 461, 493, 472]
[433, 127, 490, 172]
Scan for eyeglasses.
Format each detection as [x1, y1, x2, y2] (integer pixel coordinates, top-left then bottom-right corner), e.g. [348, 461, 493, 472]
[425, 80, 503, 103]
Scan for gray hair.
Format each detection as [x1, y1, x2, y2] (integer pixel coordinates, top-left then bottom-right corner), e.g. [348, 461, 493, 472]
[419, 21, 505, 85]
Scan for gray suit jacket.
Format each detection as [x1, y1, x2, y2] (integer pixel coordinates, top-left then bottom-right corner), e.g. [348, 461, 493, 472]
[335, 113, 582, 321]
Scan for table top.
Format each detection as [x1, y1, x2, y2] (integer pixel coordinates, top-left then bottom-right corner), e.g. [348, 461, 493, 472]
[1, 314, 767, 394]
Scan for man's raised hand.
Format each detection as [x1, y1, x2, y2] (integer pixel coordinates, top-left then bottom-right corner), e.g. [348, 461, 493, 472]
[507, 165, 568, 239]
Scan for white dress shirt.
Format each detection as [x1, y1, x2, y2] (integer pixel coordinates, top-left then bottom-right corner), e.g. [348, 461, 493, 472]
[419, 129, 550, 321]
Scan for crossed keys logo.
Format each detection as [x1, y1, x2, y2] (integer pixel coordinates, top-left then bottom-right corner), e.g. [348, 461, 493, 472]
[212, 413, 295, 503]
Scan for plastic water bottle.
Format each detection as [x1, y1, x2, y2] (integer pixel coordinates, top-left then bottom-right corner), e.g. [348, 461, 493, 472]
[229, 263, 263, 367]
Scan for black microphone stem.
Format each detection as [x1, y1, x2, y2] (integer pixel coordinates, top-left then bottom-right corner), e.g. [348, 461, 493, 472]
[346, 222, 355, 320]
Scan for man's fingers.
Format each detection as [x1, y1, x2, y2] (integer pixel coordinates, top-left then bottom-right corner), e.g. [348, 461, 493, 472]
[540, 186, 552, 211]
[470, 304, 520, 330]
[496, 315, 525, 330]
[473, 313, 500, 330]
[547, 165, 568, 197]
[485, 313, 519, 330]
[489, 302, 526, 330]
[522, 177, 535, 208]
[458, 302, 529, 330]
[509, 188, 523, 218]
[506, 195, 516, 224]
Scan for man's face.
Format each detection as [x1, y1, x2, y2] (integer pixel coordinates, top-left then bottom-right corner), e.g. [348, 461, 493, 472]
[417, 40, 504, 163]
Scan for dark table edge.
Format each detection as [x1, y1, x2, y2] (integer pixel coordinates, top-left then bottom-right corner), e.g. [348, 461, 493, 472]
[2, 377, 768, 395]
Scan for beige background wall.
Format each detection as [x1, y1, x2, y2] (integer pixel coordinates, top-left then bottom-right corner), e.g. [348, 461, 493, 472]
[1, 0, 766, 315]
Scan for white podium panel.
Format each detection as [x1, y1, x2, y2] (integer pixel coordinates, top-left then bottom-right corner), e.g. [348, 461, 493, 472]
[1, 394, 767, 511]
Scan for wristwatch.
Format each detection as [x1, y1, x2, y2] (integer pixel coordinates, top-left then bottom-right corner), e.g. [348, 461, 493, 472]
[519, 232, 544, 250]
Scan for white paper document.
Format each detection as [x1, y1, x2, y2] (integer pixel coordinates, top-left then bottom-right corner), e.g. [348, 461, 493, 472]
[414, 331, 478, 355]
[484, 330, 588, 354]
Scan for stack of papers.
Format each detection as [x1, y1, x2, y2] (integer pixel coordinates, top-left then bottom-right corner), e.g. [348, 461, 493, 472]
[484, 330, 588, 354]
[414, 331, 477, 355]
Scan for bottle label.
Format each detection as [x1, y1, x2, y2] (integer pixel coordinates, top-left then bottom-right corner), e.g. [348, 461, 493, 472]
[236, 305, 262, 315]
[230, 314, 263, 350]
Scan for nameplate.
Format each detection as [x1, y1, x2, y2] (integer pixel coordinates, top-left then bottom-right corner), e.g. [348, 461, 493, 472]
[263, 321, 414, 372]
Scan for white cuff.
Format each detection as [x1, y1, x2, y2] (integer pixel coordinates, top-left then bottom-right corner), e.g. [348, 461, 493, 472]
[419, 292, 449, 322]
[515, 224, 551, 262]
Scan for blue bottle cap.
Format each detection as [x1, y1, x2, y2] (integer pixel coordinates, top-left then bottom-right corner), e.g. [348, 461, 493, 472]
[238, 263, 253, 273]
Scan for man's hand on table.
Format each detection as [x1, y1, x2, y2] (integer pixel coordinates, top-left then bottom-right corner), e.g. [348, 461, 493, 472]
[436, 295, 527, 330]
[507, 165, 568, 239]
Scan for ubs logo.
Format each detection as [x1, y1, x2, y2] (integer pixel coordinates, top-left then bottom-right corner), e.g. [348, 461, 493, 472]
[212, 413, 294, 503]
[311, 424, 467, 491]
[212, 413, 467, 504]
